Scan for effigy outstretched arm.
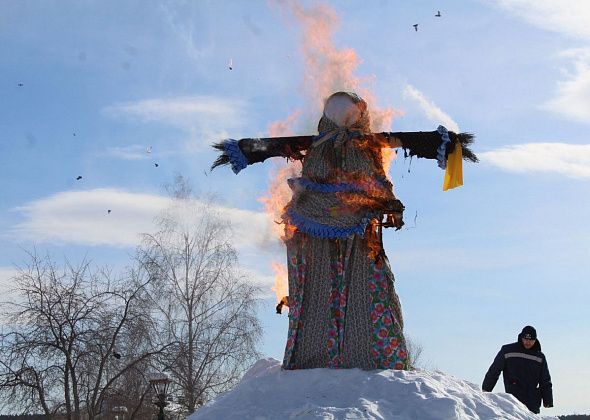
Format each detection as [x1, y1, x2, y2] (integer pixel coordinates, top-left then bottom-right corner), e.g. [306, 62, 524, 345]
[211, 136, 313, 174]
[377, 126, 477, 167]
[211, 126, 477, 174]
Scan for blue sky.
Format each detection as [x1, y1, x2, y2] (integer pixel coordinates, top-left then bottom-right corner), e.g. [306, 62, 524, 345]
[1, 0, 589, 415]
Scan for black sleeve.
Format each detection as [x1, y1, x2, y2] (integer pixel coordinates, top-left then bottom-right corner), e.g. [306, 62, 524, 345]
[211, 136, 313, 171]
[540, 356, 553, 407]
[384, 130, 478, 163]
[482, 348, 504, 392]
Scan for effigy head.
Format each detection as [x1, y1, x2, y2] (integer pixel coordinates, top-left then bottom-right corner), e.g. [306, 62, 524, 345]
[318, 92, 371, 134]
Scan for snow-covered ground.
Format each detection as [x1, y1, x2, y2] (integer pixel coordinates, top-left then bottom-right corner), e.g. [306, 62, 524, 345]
[188, 358, 558, 420]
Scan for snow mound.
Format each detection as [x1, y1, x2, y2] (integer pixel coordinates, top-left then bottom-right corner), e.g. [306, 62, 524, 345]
[189, 358, 558, 420]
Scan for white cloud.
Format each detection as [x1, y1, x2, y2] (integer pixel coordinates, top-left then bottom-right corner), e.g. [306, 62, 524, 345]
[218, 207, 281, 253]
[11, 189, 168, 247]
[239, 266, 277, 299]
[486, 1, 590, 123]
[101, 144, 183, 161]
[104, 96, 245, 129]
[542, 49, 590, 122]
[8, 190, 282, 298]
[0, 268, 18, 301]
[103, 96, 248, 150]
[479, 142, 590, 178]
[103, 144, 151, 160]
[402, 85, 460, 132]
[491, 1, 590, 41]
[159, 2, 213, 62]
[10, 188, 280, 253]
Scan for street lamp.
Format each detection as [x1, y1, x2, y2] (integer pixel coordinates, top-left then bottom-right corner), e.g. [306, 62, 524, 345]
[112, 405, 128, 420]
[149, 372, 170, 420]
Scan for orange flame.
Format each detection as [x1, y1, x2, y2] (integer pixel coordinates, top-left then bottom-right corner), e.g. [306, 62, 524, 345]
[270, 262, 289, 305]
[262, 1, 404, 299]
[284, 1, 399, 171]
[259, 111, 302, 305]
[382, 148, 396, 175]
[259, 110, 302, 241]
[258, 161, 300, 241]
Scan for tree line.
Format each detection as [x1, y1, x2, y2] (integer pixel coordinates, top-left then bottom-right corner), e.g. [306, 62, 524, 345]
[0, 184, 262, 419]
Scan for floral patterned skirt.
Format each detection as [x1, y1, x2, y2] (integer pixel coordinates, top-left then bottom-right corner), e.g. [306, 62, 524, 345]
[282, 231, 408, 370]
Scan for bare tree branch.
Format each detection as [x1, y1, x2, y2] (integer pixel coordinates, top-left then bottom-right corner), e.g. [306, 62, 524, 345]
[137, 186, 262, 415]
[0, 253, 165, 419]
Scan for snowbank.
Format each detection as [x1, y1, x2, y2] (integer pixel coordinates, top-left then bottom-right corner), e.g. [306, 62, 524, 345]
[188, 358, 558, 420]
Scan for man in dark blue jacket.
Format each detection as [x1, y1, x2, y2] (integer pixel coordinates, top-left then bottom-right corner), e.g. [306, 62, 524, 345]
[482, 326, 553, 414]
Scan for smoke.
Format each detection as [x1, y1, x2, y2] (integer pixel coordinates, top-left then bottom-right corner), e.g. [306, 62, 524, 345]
[403, 84, 460, 132]
[262, 0, 404, 236]
[261, 1, 402, 300]
[268, 110, 302, 137]
[283, 0, 399, 132]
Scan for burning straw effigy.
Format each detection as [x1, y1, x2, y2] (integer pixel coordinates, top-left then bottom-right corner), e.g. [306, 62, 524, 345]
[211, 92, 477, 370]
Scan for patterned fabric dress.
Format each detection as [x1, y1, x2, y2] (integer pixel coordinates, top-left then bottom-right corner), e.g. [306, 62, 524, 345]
[214, 91, 475, 371]
[281, 104, 409, 370]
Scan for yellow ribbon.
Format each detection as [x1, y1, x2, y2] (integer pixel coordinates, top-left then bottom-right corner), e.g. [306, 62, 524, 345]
[443, 143, 463, 191]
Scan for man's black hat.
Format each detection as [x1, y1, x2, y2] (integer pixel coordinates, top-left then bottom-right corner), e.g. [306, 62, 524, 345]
[520, 325, 537, 340]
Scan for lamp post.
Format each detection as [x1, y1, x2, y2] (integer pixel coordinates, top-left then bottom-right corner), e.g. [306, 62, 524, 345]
[112, 405, 128, 420]
[149, 372, 170, 420]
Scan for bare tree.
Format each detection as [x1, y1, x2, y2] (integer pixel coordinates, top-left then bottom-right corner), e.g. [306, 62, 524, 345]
[0, 252, 169, 419]
[406, 336, 425, 370]
[137, 182, 262, 414]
